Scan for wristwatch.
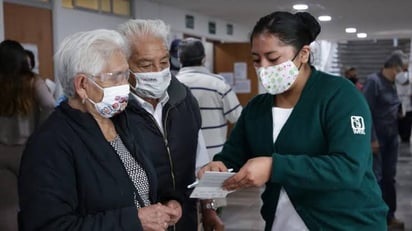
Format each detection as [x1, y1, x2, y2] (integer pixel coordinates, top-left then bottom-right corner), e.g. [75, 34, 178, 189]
[203, 199, 217, 211]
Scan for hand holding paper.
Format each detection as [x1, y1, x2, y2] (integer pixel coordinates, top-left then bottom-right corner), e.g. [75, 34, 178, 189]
[189, 171, 236, 199]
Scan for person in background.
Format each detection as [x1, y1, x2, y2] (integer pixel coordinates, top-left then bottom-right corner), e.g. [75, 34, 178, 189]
[18, 29, 181, 231]
[344, 66, 363, 91]
[199, 11, 388, 231]
[363, 50, 409, 230]
[0, 40, 54, 231]
[394, 61, 412, 143]
[117, 19, 222, 231]
[24, 49, 35, 71]
[176, 37, 242, 159]
[24, 49, 58, 100]
[169, 38, 181, 76]
[176, 37, 243, 230]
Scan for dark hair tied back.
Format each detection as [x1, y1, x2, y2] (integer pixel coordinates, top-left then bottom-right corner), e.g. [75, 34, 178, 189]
[250, 11, 321, 51]
[294, 12, 321, 43]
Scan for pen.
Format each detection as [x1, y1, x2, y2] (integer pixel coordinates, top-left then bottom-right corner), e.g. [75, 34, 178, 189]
[187, 168, 234, 189]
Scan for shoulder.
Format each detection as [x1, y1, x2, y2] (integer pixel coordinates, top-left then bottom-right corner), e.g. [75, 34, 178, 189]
[241, 94, 272, 115]
[311, 70, 361, 98]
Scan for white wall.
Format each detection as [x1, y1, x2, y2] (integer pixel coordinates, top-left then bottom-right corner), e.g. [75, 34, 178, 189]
[52, 1, 128, 50]
[133, 0, 250, 43]
[0, 0, 250, 51]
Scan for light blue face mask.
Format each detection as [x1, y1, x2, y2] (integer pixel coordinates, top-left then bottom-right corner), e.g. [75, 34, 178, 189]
[131, 68, 171, 99]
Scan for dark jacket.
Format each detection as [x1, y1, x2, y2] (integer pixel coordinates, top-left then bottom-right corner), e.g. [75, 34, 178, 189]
[18, 101, 158, 231]
[126, 76, 201, 231]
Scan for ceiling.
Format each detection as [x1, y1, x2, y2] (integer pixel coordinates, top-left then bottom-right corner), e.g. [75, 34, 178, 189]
[151, 0, 412, 41]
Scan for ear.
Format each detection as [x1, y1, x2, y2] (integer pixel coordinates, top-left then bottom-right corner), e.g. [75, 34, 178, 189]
[299, 45, 311, 64]
[73, 74, 89, 100]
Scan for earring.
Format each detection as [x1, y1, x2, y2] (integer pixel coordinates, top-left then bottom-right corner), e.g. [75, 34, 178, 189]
[82, 98, 86, 104]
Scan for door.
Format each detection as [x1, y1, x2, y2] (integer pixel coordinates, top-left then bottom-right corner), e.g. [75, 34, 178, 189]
[214, 42, 258, 106]
[3, 2, 54, 80]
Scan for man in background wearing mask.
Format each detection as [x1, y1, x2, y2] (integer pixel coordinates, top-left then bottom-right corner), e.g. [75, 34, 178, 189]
[117, 19, 222, 231]
[395, 63, 412, 143]
[363, 50, 409, 230]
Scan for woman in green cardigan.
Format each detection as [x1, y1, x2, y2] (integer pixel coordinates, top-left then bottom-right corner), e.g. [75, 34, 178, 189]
[199, 11, 388, 231]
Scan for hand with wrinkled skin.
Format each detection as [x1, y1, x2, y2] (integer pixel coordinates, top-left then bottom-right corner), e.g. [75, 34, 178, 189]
[164, 200, 182, 226]
[137, 203, 176, 231]
[197, 161, 228, 178]
[223, 157, 272, 191]
[201, 207, 224, 231]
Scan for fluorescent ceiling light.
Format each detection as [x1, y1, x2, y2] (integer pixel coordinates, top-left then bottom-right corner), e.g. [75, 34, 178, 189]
[318, 15, 332, 21]
[357, 33, 367, 38]
[293, 4, 308, 10]
[345, 27, 357, 33]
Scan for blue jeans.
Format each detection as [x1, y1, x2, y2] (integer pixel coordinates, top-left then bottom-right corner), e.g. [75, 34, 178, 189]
[373, 133, 399, 220]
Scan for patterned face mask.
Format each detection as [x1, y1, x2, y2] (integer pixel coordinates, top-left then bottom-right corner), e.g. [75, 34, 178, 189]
[255, 60, 300, 95]
[87, 80, 130, 118]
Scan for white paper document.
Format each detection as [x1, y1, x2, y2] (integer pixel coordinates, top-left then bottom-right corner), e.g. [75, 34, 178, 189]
[189, 171, 236, 199]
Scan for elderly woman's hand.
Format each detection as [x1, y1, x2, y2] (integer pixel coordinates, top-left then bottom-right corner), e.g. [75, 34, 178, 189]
[164, 200, 182, 225]
[197, 161, 228, 179]
[138, 203, 175, 231]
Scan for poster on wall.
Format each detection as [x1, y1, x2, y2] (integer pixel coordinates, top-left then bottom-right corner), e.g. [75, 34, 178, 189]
[219, 72, 234, 86]
[234, 79, 251, 93]
[234, 62, 247, 79]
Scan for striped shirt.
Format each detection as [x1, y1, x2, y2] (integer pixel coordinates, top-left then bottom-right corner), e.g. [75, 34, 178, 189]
[177, 66, 242, 159]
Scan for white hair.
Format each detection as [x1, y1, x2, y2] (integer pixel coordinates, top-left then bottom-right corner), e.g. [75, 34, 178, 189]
[54, 29, 128, 97]
[117, 19, 170, 53]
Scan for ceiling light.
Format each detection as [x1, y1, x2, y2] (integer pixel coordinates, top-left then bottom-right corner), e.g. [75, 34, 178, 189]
[293, 4, 308, 10]
[318, 15, 332, 22]
[357, 33, 367, 38]
[345, 28, 357, 33]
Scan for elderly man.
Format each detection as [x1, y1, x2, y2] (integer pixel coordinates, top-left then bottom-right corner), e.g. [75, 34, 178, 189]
[117, 19, 222, 231]
[363, 50, 409, 230]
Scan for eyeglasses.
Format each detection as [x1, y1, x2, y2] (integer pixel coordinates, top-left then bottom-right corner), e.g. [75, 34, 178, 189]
[83, 70, 131, 83]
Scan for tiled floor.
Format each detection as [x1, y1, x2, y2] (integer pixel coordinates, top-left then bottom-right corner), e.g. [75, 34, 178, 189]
[219, 143, 412, 230]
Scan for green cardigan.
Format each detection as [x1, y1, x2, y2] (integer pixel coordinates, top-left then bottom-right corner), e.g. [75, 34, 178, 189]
[214, 68, 388, 231]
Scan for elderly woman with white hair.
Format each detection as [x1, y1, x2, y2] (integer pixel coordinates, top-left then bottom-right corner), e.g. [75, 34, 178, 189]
[18, 29, 181, 231]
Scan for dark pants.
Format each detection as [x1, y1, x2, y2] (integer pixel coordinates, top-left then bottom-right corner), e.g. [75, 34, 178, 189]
[373, 133, 399, 220]
[398, 111, 412, 142]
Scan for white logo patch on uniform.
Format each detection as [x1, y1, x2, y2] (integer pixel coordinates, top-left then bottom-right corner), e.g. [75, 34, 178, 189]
[351, 116, 365, 135]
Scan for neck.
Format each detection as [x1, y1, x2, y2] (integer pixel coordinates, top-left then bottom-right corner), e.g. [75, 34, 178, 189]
[144, 97, 159, 108]
[275, 64, 311, 108]
[131, 88, 159, 108]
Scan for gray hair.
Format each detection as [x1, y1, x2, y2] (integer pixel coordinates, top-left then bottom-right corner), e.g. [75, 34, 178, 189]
[54, 29, 128, 97]
[384, 50, 409, 69]
[117, 19, 170, 53]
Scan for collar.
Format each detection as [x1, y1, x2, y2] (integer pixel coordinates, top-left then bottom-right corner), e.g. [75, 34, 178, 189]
[178, 66, 210, 75]
[132, 92, 169, 113]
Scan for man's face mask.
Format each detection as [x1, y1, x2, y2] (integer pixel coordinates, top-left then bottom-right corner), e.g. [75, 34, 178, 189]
[396, 71, 409, 85]
[130, 68, 172, 99]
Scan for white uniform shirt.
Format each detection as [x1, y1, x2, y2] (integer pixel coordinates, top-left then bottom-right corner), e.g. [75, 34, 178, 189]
[271, 107, 308, 231]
